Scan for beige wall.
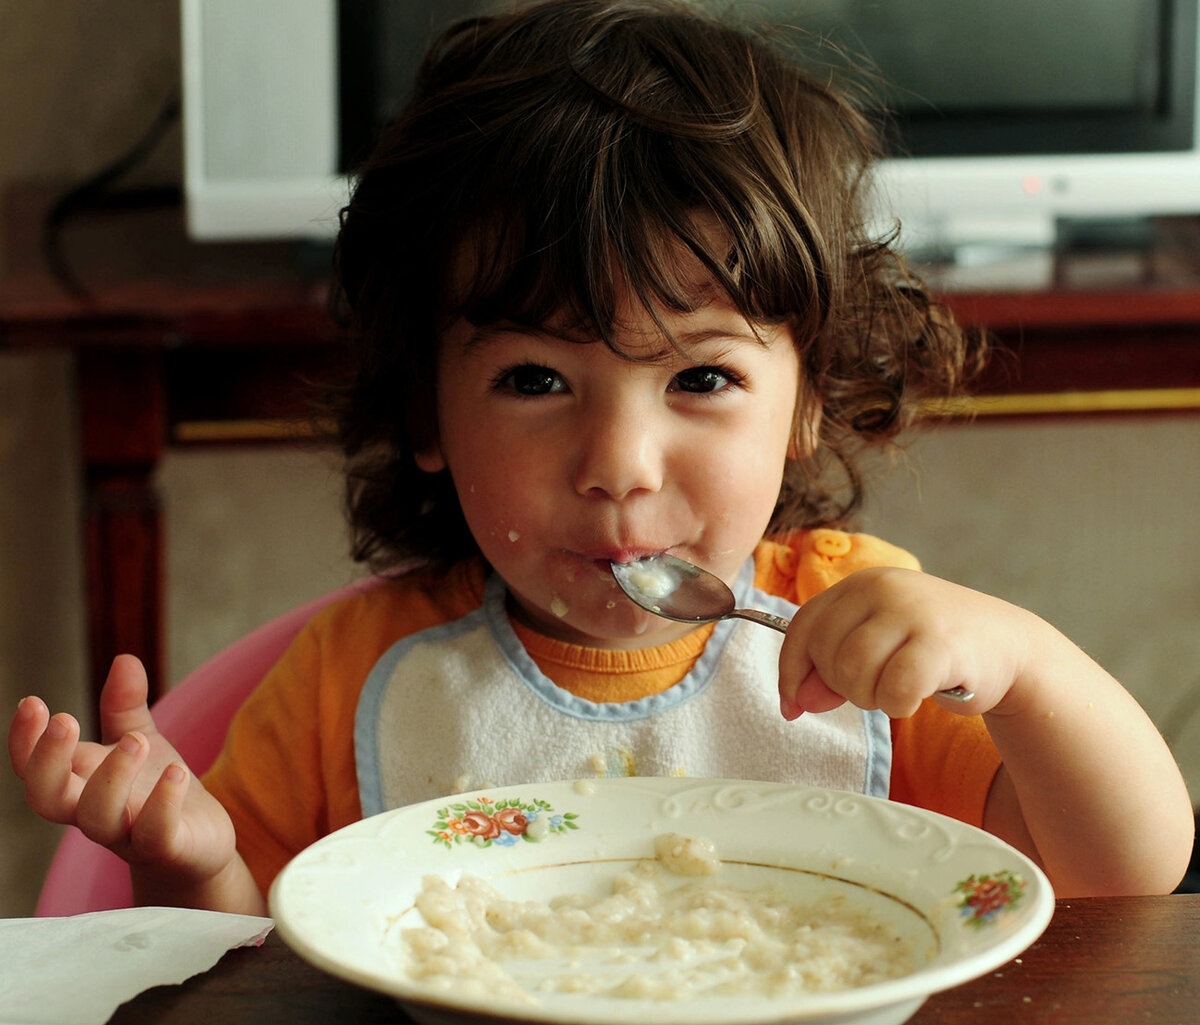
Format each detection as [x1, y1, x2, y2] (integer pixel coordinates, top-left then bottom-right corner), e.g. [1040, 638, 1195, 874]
[2, 2, 1197, 919]
[0, 0, 183, 915]
[860, 417, 1200, 792]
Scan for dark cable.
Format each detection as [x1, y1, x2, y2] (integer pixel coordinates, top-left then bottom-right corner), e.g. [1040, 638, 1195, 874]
[41, 92, 183, 300]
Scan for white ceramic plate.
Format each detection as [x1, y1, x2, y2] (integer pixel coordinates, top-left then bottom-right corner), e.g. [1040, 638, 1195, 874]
[270, 777, 1053, 1025]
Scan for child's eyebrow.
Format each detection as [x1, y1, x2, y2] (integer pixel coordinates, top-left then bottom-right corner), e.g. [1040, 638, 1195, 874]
[458, 321, 554, 349]
[673, 326, 769, 347]
[453, 316, 774, 356]
[458, 319, 595, 350]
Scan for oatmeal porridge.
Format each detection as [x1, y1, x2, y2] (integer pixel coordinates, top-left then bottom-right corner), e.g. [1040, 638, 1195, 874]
[399, 834, 917, 1002]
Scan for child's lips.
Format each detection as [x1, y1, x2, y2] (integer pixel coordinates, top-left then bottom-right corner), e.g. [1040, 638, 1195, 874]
[576, 547, 667, 569]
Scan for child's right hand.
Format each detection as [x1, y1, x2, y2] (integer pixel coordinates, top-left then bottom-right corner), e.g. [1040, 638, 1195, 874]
[8, 654, 242, 905]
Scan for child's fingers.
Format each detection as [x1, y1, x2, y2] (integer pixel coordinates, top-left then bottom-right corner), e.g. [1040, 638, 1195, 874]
[73, 731, 151, 846]
[878, 635, 954, 718]
[130, 763, 191, 864]
[778, 610, 817, 719]
[8, 695, 50, 776]
[790, 668, 846, 716]
[780, 584, 880, 711]
[18, 712, 86, 823]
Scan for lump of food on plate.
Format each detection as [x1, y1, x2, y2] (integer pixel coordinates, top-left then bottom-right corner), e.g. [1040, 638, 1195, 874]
[653, 832, 720, 876]
[400, 833, 916, 1002]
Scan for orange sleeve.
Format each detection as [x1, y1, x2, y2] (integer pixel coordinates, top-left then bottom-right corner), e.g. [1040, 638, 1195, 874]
[757, 530, 1001, 828]
[202, 626, 336, 896]
[890, 701, 1001, 828]
[202, 587, 415, 895]
[202, 564, 488, 895]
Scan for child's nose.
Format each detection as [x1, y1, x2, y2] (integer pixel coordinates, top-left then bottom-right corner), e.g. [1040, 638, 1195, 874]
[572, 410, 664, 500]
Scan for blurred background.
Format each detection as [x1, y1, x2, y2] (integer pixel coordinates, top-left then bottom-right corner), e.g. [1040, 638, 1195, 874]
[0, 1, 358, 916]
[1, 0, 1198, 919]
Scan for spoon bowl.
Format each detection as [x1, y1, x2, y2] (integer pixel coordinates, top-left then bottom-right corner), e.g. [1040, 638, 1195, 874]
[610, 553, 973, 702]
[610, 553, 791, 631]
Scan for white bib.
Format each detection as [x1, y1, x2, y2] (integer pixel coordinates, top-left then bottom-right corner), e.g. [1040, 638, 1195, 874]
[356, 564, 890, 814]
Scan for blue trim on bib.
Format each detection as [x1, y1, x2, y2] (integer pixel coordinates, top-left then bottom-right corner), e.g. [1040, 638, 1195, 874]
[862, 708, 892, 798]
[742, 580, 891, 799]
[355, 608, 491, 817]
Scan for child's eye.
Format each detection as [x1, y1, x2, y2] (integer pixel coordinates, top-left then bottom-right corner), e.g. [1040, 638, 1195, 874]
[670, 366, 741, 394]
[494, 364, 566, 396]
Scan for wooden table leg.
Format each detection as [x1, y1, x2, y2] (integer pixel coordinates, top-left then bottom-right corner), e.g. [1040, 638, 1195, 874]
[76, 348, 167, 724]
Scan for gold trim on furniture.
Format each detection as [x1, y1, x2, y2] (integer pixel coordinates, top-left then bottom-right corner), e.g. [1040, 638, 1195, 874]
[923, 388, 1200, 418]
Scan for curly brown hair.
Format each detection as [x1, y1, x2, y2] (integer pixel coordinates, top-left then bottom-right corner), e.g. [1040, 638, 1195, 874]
[328, 0, 985, 573]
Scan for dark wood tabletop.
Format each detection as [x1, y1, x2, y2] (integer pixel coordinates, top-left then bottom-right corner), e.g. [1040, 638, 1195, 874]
[107, 894, 1199, 1025]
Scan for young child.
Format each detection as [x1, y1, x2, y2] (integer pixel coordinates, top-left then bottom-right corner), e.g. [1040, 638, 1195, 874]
[10, 0, 1192, 914]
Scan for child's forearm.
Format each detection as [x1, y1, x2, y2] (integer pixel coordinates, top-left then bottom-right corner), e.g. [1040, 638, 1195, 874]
[981, 611, 1193, 897]
[131, 854, 268, 916]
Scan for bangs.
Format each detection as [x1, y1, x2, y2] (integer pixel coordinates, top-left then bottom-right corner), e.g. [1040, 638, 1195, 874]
[445, 205, 763, 352]
[424, 6, 862, 348]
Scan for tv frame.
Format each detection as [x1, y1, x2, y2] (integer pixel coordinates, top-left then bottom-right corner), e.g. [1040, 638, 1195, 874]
[181, 0, 1200, 255]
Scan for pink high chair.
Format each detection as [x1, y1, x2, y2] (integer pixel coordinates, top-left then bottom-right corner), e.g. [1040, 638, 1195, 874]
[34, 579, 379, 917]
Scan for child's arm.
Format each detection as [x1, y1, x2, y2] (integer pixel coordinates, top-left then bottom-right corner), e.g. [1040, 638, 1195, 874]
[8, 654, 266, 915]
[777, 567, 1194, 897]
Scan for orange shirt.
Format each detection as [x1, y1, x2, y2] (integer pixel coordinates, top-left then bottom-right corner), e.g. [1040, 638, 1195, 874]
[204, 531, 1001, 895]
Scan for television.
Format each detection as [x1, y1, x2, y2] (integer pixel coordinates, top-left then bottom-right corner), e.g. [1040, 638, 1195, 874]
[181, 0, 1200, 263]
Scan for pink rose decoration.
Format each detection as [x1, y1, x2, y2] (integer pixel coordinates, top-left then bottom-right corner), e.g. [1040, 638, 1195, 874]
[494, 806, 528, 835]
[461, 810, 501, 839]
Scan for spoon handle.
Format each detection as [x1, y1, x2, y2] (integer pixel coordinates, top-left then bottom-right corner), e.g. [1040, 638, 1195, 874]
[731, 607, 793, 633]
[732, 607, 975, 704]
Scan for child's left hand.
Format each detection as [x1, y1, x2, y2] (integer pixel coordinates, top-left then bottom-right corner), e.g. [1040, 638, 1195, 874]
[777, 565, 1194, 898]
[778, 567, 1030, 720]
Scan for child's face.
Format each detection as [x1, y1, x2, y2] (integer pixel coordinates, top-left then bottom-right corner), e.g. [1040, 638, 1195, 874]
[417, 278, 803, 649]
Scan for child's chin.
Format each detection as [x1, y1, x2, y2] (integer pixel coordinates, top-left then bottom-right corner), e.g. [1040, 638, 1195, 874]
[579, 608, 693, 649]
[528, 603, 665, 648]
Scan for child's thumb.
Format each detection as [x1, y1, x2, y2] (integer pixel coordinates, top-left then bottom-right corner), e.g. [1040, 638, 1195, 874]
[97, 653, 157, 745]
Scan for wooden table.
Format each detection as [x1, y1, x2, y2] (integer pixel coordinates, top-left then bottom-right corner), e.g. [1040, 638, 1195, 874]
[107, 895, 1199, 1024]
[0, 195, 337, 716]
[5, 192, 1200, 715]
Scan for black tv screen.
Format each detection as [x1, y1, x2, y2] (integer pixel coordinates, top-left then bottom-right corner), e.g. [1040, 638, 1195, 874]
[337, 0, 1197, 169]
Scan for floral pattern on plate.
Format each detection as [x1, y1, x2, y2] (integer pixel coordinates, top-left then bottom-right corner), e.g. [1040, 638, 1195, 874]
[954, 870, 1027, 927]
[428, 795, 580, 849]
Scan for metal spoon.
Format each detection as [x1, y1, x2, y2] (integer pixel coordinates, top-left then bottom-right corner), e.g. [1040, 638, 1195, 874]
[610, 553, 973, 702]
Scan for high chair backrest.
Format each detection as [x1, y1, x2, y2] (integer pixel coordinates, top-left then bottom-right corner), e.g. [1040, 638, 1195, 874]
[34, 579, 379, 917]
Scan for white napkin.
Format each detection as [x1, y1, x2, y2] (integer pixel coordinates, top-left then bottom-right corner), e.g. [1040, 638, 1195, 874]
[0, 907, 274, 1025]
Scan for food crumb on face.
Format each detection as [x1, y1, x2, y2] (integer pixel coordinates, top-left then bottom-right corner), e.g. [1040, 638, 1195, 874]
[550, 596, 569, 617]
[508, 529, 520, 542]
